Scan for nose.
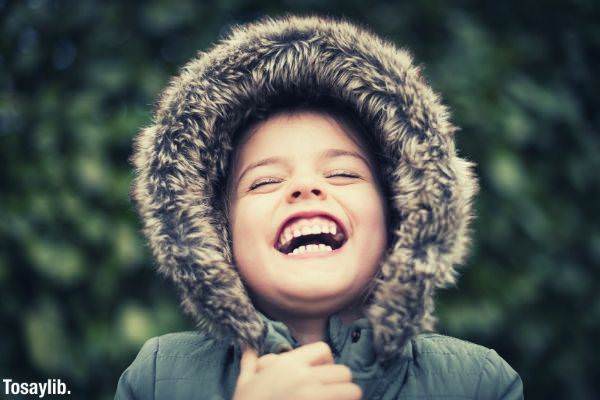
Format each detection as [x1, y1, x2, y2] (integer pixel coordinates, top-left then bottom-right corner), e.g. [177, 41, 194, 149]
[286, 178, 327, 203]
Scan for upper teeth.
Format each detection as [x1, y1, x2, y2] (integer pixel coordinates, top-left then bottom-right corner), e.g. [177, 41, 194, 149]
[278, 216, 340, 249]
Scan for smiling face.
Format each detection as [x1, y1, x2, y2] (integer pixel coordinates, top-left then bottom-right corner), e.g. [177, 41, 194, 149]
[227, 111, 388, 319]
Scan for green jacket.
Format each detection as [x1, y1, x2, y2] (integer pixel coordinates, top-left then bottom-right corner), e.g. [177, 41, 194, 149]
[115, 311, 522, 399]
[118, 13, 523, 400]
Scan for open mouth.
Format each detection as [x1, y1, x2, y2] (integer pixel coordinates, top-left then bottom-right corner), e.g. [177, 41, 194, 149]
[274, 216, 348, 256]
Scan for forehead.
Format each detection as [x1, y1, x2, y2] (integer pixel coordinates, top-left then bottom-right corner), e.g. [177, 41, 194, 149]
[235, 111, 369, 166]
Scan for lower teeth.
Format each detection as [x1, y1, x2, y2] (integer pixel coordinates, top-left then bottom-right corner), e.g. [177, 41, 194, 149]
[291, 244, 333, 254]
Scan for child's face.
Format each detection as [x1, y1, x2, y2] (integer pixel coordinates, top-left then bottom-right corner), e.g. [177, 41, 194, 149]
[228, 111, 387, 318]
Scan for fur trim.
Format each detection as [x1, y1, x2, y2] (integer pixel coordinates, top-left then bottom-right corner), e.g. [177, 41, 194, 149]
[129, 13, 479, 362]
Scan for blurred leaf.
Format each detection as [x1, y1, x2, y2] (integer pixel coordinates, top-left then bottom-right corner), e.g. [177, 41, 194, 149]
[27, 239, 86, 285]
[117, 304, 153, 347]
[488, 149, 528, 196]
[24, 300, 71, 373]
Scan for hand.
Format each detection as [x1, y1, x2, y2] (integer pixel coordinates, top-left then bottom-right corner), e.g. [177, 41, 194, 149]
[232, 341, 362, 400]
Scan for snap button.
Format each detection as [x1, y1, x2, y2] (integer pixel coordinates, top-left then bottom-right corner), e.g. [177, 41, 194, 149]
[351, 329, 361, 343]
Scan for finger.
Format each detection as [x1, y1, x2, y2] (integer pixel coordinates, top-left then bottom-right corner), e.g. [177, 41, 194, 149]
[236, 346, 258, 386]
[284, 341, 334, 367]
[312, 382, 362, 400]
[256, 353, 279, 372]
[310, 364, 353, 384]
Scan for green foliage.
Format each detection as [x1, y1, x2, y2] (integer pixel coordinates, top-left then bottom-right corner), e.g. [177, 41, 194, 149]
[1, 1, 598, 399]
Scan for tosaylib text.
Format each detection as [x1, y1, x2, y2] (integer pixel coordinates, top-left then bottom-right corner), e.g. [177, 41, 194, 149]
[3, 378, 71, 398]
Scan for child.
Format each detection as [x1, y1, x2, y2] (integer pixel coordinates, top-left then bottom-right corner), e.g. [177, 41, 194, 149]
[115, 13, 523, 400]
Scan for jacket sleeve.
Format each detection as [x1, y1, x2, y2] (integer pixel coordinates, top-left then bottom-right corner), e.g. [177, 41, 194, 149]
[475, 349, 524, 400]
[114, 337, 159, 400]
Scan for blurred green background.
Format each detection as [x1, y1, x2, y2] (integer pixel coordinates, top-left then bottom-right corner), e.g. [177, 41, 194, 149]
[1, 1, 598, 399]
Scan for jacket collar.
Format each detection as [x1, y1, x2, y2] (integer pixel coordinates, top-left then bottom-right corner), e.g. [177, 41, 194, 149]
[255, 310, 413, 398]
[256, 310, 412, 368]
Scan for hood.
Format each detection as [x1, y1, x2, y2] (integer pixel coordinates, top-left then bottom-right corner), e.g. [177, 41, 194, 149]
[129, 13, 479, 363]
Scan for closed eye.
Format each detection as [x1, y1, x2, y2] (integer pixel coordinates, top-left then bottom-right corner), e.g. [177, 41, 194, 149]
[326, 171, 362, 179]
[249, 178, 281, 191]
[327, 172, 360, 178]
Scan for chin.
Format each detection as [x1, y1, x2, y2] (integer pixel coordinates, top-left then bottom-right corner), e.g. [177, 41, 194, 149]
[274, 280, 358, 306]
[268, 293, 355, 318]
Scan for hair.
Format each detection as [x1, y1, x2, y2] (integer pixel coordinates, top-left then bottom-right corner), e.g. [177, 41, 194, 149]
[220, 95, 397, 308]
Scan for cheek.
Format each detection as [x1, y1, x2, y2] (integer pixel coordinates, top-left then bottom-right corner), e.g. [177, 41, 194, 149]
[350, 186, 387, 234]
[230, 197, 274, 254]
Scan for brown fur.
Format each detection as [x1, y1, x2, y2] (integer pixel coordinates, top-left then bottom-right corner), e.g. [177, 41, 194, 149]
[129, 13, 480, 362]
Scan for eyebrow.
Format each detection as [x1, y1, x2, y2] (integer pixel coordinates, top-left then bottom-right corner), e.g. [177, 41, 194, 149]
[236, 148, 371, 186]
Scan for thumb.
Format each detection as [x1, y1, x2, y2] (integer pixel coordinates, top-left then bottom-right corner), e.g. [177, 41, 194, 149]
[236, 345, 258, 386]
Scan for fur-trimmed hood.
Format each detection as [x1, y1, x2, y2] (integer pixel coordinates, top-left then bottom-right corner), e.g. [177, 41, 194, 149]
[129, 13, 479, 363]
